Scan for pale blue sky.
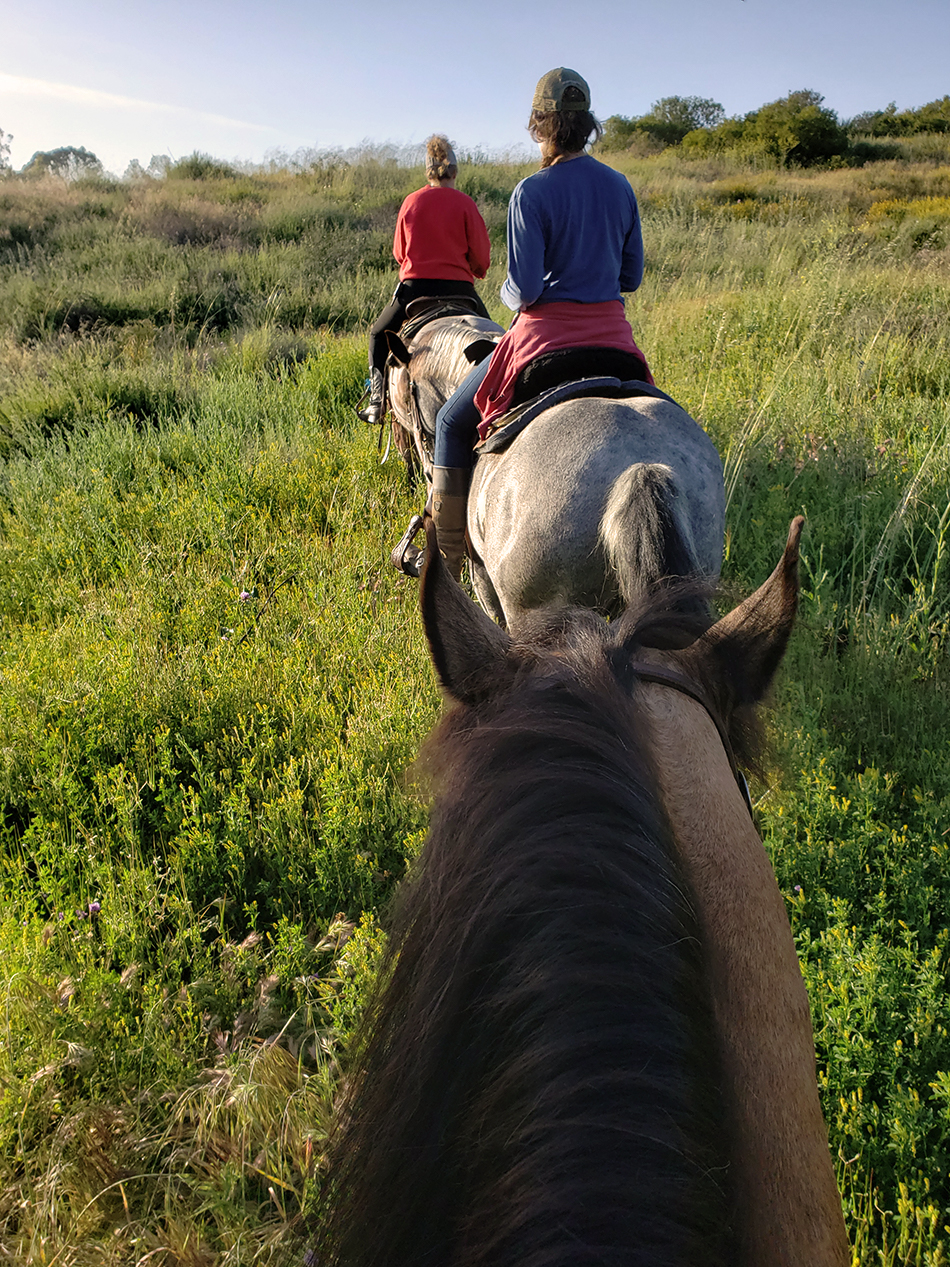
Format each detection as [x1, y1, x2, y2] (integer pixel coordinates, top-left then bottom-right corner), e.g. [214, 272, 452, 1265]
[3, 0, 948, 175]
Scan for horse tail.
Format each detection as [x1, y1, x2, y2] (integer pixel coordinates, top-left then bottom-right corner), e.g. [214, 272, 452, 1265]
[599, 462, 701, 607]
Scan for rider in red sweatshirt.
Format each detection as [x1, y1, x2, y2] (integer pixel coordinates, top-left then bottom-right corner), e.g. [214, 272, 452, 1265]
[358, 136, 491, 425]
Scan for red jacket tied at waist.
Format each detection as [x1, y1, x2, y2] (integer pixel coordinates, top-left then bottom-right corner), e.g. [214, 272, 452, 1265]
[473, 300, 653, 439]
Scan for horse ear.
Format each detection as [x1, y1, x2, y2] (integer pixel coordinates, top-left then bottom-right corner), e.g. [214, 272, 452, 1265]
[386, 331, 411, 366]
[690, 516, 804, 705]
[420, 518, 512, 706]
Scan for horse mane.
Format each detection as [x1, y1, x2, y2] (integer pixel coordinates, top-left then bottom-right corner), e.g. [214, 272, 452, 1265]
[411, 325, 470, 389]
[315, 604, 739, 1267]
[401, 318, 501, 434]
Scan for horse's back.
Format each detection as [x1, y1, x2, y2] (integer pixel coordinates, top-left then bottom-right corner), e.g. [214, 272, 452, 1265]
[469, 395, 725, 623]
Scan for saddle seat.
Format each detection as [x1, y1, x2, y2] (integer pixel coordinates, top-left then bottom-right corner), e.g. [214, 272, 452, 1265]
[510, 346, 649, 408]
[477, 374, 679, 456]
[399, 295, 483, 343]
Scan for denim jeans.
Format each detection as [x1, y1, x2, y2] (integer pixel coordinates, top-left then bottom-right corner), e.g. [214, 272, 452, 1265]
[433, 353, 493, 469]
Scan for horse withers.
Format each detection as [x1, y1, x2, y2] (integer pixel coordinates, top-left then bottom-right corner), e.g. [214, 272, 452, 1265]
[386, 316, 725, 627]
[316, 516, 849, 1267]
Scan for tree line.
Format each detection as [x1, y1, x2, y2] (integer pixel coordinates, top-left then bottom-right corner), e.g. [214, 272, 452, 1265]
[3, 89, 949, 182]
[599, 89, 950, 165]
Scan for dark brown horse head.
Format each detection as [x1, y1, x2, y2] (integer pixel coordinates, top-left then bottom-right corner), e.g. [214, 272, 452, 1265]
[318, 516, 848, 1267]
[417, 513, 847, 1265]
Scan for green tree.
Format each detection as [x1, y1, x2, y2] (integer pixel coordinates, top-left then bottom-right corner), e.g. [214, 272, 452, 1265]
[914, 95, 950, 132]
[848, 97, 950, 137]
[0, 127, 11, 173]
[744, 89, 847, 165]
[20, 145, 103, 180]
[599, 115, 641, 152]
[848, 102, 900, 136]
[639, 95, 725, 145]
[168, 152, 238, 180]
[681, 116, 747, 157]
[600, 96, 725, 151]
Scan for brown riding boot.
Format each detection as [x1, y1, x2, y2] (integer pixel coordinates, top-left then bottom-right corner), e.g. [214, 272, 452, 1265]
[431, 466, 470, 581]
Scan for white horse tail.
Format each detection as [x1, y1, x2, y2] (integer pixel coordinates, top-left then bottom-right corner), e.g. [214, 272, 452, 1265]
[599, 462, 700, 607]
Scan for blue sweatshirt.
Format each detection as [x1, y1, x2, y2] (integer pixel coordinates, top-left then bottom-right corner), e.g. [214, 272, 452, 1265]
[501, 154, 644, 311]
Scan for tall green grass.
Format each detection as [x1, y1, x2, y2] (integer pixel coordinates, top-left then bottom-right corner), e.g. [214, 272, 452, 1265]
[1, 150, 949, 1262]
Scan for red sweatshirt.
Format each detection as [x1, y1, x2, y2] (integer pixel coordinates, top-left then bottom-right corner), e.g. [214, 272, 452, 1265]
[393, 186, 490, 283]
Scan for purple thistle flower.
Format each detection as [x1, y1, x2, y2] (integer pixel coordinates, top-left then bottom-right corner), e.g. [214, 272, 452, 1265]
[89, 901, 101, 916]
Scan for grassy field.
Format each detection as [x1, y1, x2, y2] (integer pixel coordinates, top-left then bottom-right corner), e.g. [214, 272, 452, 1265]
[1, 142, 950, 1263]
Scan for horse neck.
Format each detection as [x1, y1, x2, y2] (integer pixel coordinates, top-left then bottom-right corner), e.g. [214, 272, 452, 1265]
[322, 668, 734, 1267]
[408, 322, 489, 419]
[639, 680, 849, 1267]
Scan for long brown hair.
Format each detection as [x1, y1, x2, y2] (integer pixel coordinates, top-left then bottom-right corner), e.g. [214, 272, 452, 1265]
[529, 85, 603, 166]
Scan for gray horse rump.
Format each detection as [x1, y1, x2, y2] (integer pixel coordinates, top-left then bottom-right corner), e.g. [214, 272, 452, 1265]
[468, 395, 725, 626]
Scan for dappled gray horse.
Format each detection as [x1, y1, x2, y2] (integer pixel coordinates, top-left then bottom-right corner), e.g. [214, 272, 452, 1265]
[388, 316, 725, 626]
[387, 311, 502, 487]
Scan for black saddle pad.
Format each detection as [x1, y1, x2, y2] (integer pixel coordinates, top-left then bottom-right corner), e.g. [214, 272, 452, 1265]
[510, 347, 650, 408]
[476, 377, 682, 457]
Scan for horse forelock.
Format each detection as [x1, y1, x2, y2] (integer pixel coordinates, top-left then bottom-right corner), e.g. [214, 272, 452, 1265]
[318, 607, 734, 1267]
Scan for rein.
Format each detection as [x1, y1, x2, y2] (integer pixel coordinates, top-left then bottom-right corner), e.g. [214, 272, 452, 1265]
[627, 662, 754, 819]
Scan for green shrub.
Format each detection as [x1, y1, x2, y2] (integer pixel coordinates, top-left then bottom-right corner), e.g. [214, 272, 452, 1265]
[862, 195, 950, 252]
[168, 152, 240, 181]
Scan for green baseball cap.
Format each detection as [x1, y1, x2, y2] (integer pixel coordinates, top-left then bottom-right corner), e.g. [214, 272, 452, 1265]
[532, 67, 591, 113]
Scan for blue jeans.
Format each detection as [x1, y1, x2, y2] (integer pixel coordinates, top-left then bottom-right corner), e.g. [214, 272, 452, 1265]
[434, 353, 493, 469]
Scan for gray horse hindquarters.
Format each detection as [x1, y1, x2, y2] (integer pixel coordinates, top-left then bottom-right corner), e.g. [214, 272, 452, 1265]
[468, 396, 725, 625]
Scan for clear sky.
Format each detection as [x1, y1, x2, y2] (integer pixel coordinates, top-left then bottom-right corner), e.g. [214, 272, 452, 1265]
[3, 0, 948, 176]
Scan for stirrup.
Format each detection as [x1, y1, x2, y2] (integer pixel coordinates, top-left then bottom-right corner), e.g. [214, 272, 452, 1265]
[357, 402, 383, 425]
[391, 514, 426, 577]
[355, 382, 384, 426]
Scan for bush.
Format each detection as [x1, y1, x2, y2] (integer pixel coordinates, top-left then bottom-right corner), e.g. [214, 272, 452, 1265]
[168, 152, 240, 181]
[849, 96, 950, 138]
[862, 195, 950, 252]
[600, 97, 725, 152]
[680, 90, 848, 167]
[19, 145, 104, 181]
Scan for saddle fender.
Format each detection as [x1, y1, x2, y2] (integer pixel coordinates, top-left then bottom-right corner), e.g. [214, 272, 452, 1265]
[385, 330, 412, 367]
[463, 337, 499, 365]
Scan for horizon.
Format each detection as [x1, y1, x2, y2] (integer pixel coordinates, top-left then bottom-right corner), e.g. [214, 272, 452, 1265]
[3, 0, 949, 178]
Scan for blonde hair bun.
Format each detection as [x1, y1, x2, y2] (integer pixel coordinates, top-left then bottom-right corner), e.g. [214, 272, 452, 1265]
[425, 134, 458, 181]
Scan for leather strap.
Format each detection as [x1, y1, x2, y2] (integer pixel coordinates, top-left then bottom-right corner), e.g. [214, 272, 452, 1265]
[628, 662, 754, 819]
